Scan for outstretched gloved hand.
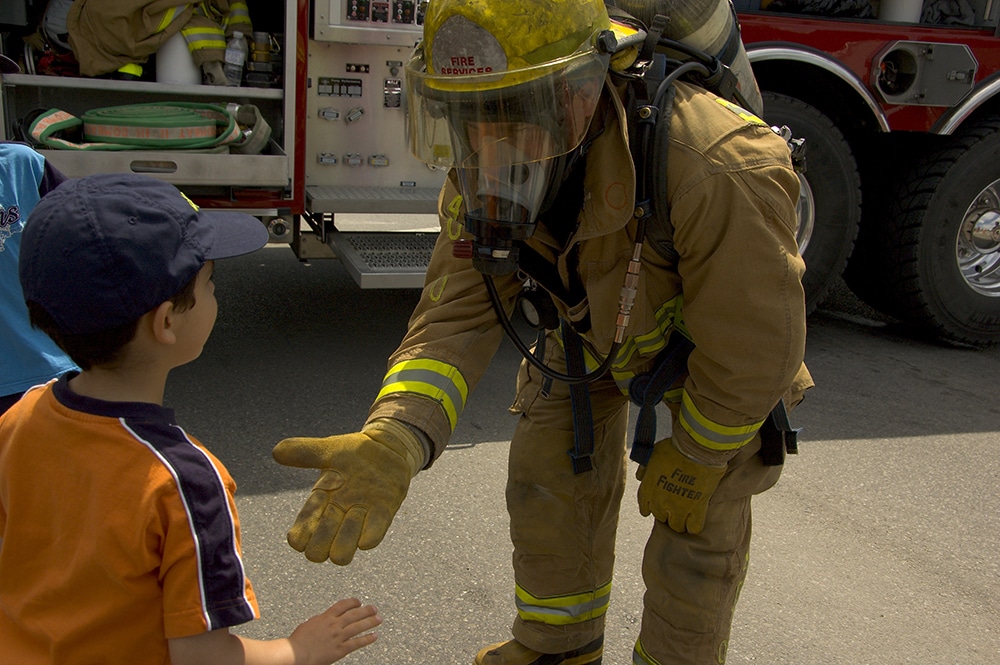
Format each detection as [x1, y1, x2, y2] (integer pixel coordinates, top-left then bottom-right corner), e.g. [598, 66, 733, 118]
[636, 436, 727, 534]
[272, 418, 426, 565]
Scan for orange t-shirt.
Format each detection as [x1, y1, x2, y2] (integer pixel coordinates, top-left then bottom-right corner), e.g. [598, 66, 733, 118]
[0, 376, 259, 664]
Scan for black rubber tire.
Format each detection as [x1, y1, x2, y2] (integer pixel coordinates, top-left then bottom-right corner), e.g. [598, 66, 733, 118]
[843, 134, 916, 319]
[760, 92, 862, 313]
[861, 117, 1000, 346]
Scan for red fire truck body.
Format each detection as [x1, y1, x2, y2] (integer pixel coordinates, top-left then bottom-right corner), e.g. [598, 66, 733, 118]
[737, 7, 1000, 344]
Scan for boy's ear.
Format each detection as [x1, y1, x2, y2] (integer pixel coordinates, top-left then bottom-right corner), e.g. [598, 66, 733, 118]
[149, 300, 178, 345]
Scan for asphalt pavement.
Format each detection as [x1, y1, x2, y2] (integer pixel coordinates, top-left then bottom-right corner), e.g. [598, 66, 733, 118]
[164, 245, 1000, 665]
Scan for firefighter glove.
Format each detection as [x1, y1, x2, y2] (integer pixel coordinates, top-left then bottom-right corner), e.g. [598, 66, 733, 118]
[272, 418, 426, 565]
[636, 436, 727, 534]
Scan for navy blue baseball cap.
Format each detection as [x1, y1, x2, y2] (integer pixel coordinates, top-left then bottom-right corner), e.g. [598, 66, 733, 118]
[20, 173, 269, 335]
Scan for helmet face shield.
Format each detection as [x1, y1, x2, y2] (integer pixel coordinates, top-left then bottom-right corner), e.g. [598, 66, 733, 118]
[405, 45, 609, 169]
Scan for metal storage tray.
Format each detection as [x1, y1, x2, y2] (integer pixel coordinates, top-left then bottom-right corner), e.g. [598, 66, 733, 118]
[38, 144, 288, 187]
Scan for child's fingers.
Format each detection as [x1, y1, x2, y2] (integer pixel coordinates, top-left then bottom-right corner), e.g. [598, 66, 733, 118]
[325, 597, 363, 616]
[343, 631, 379, 651]
[324, 600, 380, 630]
[343, 608, 382, 636]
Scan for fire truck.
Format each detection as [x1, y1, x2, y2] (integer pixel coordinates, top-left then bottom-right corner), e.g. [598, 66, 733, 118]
[2, 1, 1000, 345]
[738, 0, 1000, 345]
[0, 1, 444, 289]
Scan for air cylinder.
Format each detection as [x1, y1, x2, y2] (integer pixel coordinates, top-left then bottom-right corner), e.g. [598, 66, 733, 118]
[156, 31, 200, 85]
[611, 0, 763, 115]
[878, 0, 923, 23]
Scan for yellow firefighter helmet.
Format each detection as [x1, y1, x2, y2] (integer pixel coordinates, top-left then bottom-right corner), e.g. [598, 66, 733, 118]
[422, 0, 610, 87]
[405, 0, 635, 167]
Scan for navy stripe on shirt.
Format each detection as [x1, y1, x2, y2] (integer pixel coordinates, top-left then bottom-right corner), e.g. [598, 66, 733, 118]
[124, 419, 255, 630]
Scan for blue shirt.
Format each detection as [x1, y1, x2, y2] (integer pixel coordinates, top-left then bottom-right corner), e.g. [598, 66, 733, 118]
[1, 142, 78, 396]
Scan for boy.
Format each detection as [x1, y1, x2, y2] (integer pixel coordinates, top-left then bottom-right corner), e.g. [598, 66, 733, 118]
[0, 173, 381, 664]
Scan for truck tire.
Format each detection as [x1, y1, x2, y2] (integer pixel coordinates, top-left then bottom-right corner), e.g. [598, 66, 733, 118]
[760, 92, 861, 313]
[870, 117, 1000, 346]
[843, 135, 913, 319]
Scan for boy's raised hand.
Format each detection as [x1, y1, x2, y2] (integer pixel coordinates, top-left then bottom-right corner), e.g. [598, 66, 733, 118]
[289, 598, 381, 664]
[167, 599, 380, 665]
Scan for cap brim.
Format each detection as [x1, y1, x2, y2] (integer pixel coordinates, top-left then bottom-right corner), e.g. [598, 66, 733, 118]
[0, 54, 20, 75]
[200, 210, 269, 260]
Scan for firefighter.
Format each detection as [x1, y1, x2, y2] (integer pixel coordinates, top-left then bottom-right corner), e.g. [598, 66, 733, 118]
[273, 0, 814, 663]
[66, 0, 252, 83]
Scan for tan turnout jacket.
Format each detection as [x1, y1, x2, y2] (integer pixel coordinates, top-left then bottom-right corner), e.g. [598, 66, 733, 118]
[368, 79, 814, 464]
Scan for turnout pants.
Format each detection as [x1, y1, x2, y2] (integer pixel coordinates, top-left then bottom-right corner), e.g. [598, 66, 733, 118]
[507, 338, 782, 665]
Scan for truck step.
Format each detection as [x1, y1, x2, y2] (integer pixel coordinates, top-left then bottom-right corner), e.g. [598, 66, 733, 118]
[307, 185, 440, 214]
[327, 230, 438, 289]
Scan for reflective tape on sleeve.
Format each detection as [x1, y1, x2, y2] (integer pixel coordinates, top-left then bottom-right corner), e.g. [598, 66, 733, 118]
[678, 390, 762, 451]
[225, 2, 253, 31]
[157, 5, 186, 33]
[376, 359, 469, 432]
[181, 26, 226, 51]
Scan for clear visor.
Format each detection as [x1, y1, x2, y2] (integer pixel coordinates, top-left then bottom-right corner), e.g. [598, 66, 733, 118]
[405, 45, 609, 168]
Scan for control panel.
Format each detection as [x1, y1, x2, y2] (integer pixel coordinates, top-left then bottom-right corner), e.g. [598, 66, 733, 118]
[305, 40, 445, 201]
[307, 0, 443, 215]
[314, 0, 427, 46]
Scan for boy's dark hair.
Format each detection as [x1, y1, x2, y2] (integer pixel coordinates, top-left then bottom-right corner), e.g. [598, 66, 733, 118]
[27, 276, 199, 371]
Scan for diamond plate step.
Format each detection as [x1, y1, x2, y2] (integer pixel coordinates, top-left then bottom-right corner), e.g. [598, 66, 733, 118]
[327, 230, 438, 289]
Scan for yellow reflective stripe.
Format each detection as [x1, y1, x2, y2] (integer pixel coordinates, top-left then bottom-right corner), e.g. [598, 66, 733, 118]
[610, 295, 685, 373]
[225, 2, 252, 30]
[181, 30, 226, 51]
[180, 26, 226, 51]
[551, 331, 601, 374]
[117, 63, 143, 76]
[376, 359, 469, 432]
[678, 390, 762, 451]
[228, 1, 251, 18]
[445, 194, 463, 240]
[715, 97, 767, 126]
[632, 637, 659, 665]
[514, 581, 611, 626]
[552, 295, 693, 398]
[608, 296, 687, 393]
[612, 372, 632, 394]
[157, 6, 185, 32]
[623, 303, 677, 357]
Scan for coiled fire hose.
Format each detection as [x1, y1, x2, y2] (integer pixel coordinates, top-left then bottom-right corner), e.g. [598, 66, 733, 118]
[28, 102, 270, 154]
